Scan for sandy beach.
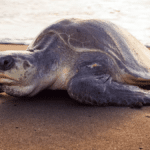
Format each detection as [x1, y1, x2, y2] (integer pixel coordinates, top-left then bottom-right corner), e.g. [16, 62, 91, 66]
[0, 44, 150, 150]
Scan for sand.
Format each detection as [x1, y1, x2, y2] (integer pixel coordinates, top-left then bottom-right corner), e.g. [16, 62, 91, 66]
[0, 44, 150, 150]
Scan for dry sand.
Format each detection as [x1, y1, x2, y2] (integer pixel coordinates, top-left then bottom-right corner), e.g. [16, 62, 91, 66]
[0, 44, 150, 150]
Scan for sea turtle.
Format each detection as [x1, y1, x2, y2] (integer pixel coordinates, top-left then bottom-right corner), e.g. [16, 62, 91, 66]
[1, 18, 150, 107]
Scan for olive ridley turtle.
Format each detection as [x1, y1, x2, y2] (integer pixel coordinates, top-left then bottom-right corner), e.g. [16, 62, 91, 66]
[1, 19, 150, 107]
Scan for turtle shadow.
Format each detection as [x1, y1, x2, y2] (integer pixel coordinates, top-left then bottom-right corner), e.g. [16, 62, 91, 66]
[0, 90, 148, 133]
[1, 89, 150, 148]
[7, 90, 96, 107]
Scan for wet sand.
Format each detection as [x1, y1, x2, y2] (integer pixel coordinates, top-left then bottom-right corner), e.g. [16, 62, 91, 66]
[0, 44, 150, 150]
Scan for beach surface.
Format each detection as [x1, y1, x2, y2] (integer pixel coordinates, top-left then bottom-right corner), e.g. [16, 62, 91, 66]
[0, 44, 150, 150]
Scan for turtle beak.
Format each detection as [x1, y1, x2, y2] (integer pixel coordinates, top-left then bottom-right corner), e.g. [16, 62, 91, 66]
[0, 55, 15, 93]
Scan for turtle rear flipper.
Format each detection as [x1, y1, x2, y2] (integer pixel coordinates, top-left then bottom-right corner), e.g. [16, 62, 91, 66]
[67, 74, 150, 107]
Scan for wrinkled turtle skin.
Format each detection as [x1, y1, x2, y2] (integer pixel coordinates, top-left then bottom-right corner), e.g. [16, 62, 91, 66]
[0, 18, 150, 107]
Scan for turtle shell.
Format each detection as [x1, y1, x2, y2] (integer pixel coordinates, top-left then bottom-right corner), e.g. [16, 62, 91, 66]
[27, 19, 150, 87]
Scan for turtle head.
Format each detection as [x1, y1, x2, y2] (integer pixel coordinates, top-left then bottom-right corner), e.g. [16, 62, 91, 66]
[0, 50, 56, 97]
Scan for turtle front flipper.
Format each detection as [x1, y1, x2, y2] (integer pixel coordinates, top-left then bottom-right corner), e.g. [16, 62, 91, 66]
[67, 74, 150, 107]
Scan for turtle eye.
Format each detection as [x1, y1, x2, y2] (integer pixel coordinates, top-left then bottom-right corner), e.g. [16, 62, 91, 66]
[27, 47, 34, 52]
[28, 49, 34, 52]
